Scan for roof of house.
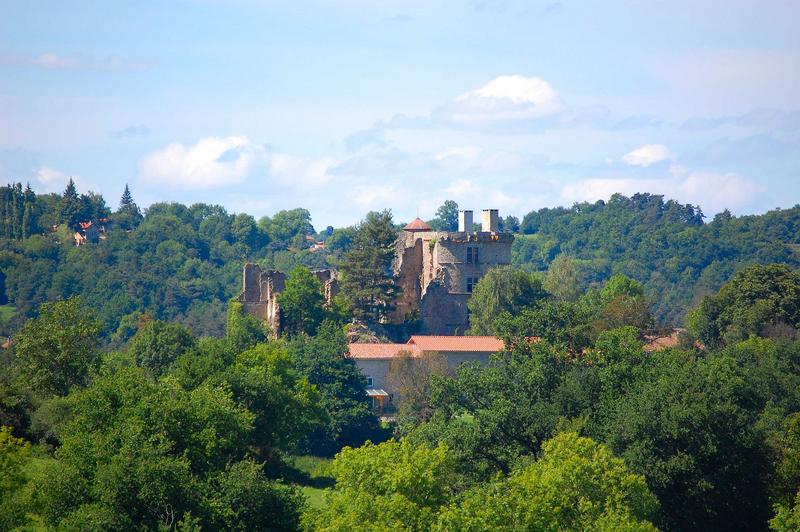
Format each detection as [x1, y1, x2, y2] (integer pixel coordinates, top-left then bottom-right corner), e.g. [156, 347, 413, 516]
[348, 335, 504, 359]
[348, 343, 421, 359]
[403, 218, 433, 231]
[407, 335, 505, 352]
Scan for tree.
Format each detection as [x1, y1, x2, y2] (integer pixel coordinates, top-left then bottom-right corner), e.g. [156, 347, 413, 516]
[467, 266, 548, 335]
[687, 264, 800, 348]
[429, 200, 459, 231]
[278, 266, 325, 337]
[288, 320, 379, 455]
[409, 340, 571, 480]
[227, 300, 267, 352]
[387, 350, 451, 426]
[31, 367, 270, 530]
[339, 210, 399, 322]
[226, 342, 326, 457]
[129, 320, 197, 377]
[303, 439, 455, 531]
[593, 349, 774, 530]
[202, 460, 304, 531]
[437, 432, 659, 531]
[59, 178, 83, 230]
[14, 297, 101, 396]
[116, 183, 143, 230]
[0, 425, 31, 530]
[543, 254, 583, 301]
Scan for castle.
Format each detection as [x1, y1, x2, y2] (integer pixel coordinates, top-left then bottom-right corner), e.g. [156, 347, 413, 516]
[393, 209, 514, 334]
[239, 208, 513, 336]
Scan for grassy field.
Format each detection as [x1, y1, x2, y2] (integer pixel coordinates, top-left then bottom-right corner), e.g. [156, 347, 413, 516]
[288, 455, 334, 510]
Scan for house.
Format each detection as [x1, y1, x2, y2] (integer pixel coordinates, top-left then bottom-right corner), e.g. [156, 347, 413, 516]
[74, 221, 100, 246]
[347, 335, 505, 413]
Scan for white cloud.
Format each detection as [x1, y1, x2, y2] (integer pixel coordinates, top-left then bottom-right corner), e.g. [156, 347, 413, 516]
[561, 168, 761, 214]
[35, 166, 70, 192]
[622, 144, 673, 166]
[139, 136, 268, 189]
[348, 184, 400, 208]
[269, 153, 337, 187]
[32, 52, 154, 71]
[446, 75, 562, 124]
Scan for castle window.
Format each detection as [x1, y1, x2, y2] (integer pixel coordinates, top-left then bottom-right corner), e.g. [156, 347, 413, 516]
[466, 277, 477, 293]
[466, 246, 480, 264]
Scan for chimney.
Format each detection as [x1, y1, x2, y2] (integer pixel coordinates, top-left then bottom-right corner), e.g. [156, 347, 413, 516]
[481, 209, 499, 233]
[458, 210, 473, 233]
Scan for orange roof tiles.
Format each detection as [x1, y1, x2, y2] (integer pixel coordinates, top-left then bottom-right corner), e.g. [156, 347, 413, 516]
[348, 336, 505, 359]
[403, 218, 433, 231]
[348, 343, 421, 359]
[407, 335, 505, 352]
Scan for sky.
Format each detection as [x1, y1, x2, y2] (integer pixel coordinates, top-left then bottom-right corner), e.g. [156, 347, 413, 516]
[1, 1, 799, 228]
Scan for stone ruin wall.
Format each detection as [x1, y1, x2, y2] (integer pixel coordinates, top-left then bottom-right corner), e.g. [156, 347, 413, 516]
[239, 263, 337, 337]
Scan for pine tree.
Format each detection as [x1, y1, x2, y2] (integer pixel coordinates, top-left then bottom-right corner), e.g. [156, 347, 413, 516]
[120, 183, 133, 208]
[63, 178, 78, 200]
[339, 210, 400, 322]
[116, 183, 142, 230]
[21, 202, 32, 239]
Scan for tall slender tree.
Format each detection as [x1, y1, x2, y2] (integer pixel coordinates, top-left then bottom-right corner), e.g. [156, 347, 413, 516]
[339, 210, 399, 322]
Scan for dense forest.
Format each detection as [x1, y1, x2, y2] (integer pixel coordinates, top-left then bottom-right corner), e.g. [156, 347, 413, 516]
[2, 181, 800, 530]
[2, 182, 798, 342]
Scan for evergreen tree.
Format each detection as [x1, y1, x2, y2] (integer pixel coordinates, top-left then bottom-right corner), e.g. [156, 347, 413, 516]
[59, 178, 82, 230]
[115, 183, 143, 230]
[339, 210, 399, 322]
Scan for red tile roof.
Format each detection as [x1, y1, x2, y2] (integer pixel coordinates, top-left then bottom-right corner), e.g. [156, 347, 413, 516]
[407, 335, 505, 352]
[403, 218, 433, 231]
[348, 336, 505, 359]
[348, 343, 421, 359]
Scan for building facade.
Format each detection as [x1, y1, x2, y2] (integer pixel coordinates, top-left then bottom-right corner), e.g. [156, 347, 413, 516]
[347, 335, 504, 413]
[392, 209, 514, 334]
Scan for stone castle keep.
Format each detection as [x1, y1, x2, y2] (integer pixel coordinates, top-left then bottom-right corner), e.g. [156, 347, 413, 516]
[239, 208, 513, 336]
[393, 208, 513, 334]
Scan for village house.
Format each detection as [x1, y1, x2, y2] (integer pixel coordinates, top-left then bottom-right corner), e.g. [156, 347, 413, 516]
[347, 335, 505, 413]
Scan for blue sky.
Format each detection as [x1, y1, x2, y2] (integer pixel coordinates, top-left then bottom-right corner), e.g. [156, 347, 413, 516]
[1, 1, 799, 228]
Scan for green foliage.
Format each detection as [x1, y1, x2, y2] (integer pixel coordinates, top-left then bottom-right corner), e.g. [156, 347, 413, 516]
[771, 490, 800, 532]
[339, 210, 399, 322]
[28, 366, 294, 529]
[592, 348, 775, 530]
[304, 439, 455, 531]
[543, 254, 583, 301]
[14, 296, 101, 396]
[428, 200, 459, 231]
[227, 342, 327, 456]
[227, 299, 267, 352]
[517, 194, 800, 324]
[436, 432, 658, 531]
[115, 183, 143, 230]
[203, 459, 304, 531]
[279, 266, 326, 337]
[467, 266, 548, 335]
[288, 321, 379, 455]
[128, 320, 196, 376]
[409, 340, 573, 479]
[0, 425, 31, 530]
[687, 263, 800, 347]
